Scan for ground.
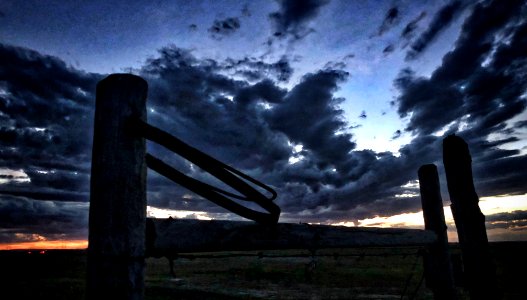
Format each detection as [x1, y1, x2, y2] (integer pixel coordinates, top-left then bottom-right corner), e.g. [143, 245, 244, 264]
[0, 243, 525, 299]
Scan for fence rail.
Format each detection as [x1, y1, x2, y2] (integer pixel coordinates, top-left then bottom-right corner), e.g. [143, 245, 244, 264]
[145, 218, 437, 256]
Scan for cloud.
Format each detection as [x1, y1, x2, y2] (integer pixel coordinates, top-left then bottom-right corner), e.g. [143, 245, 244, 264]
[1, 0, 526, 244]
[486, 210, 527, 223]
[485, 210, 527, 230]
[406, 0, 468, 60]
[222, 55, 293, 82]
[358, 110, 367, 119]
[208, 17, 241, 39]
[392, 130, 402, 140]
[394, 68, 464, 135]
[265, 70, 355, 168]
[377, 6, 400, 37]
[515, 120, 527, 128]
[383, 44, 395, 55]
[0, 186, 87, 202]
[0, 196, 88, 243]
[138, 48, 398, 219]
[400, 11, 427, 41]
[139, 46, 292, 208]
[397, 0, 527, 136]
[280, 134, 445, 222]
[269, 0, 330, 41]
[0, 43, 101, 203]
[394, 0, 527, 198]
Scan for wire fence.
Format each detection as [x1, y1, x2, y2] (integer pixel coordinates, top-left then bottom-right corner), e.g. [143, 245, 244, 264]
[158, 247, 428, 300]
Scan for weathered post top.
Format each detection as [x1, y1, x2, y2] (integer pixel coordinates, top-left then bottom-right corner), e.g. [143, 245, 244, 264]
[88, 73, 148, 300]
[418, 164, 448, 233]
[443, 134, 478, 206]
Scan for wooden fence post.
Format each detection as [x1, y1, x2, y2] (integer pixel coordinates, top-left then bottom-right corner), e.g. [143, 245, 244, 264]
[87, 74, 148, 300]
[443, 134, 499, 299]
[418, 164, 456, 300]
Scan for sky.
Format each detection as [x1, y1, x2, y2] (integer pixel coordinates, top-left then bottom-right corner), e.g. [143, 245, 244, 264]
[0, 0, 526, 249]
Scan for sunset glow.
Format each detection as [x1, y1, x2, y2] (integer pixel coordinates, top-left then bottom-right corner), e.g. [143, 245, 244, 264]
[0, 193, 524, 250]
[0, 239, 87, 250]
[331, 193, 527, 242]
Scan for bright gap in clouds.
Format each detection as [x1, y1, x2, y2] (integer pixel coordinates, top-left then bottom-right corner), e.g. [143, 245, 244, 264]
[0, 168, 31, 184]
[287, 143, 305, 164]
[487, 110, 527, 156]
[331, 194, 527, 242]
[338, 84, 413, 155]
[146, 206, 212, 220]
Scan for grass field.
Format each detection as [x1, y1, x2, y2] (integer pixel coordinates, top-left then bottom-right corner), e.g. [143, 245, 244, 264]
[0, 242, 525, 299]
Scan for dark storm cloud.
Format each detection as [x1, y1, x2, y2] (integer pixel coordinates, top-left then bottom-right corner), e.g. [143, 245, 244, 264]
[208, 17, 241, 39]
[2, 0, 526, 246]
[485, 210, 527, 230]
[486, 210, 527, 223]
[377, 6, 400, 37]
[265, 70, 355, 169]
[473, 154, 527, 197]
[0, 196, 88, 243]
[395, 0, 527, 199]
[395, 68, 464, 135]
[406, 0, 467, 60]
[0, 43, 101, 200]
[137, 46, 394, 219]
[0, 43, 100, 242]
[0, 187, 87, 202]
[278, 134, 445, 223]
[515, 120, 527, 128]
[269, 0, 330, 40]
[396, 0, 527, 136]
[139, 45, 292, 208]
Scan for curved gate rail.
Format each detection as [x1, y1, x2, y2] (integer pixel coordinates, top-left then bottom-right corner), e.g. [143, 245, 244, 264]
[135, 119, 280, 224]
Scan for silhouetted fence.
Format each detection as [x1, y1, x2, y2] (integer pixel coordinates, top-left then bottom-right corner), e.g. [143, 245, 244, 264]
[87, 74, 497, 300]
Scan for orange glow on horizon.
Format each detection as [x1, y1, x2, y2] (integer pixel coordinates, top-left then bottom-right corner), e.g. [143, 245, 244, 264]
[0, 239, 88, 250]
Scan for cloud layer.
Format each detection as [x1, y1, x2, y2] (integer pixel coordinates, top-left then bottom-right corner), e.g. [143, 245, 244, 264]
[0, 0, 526, 243]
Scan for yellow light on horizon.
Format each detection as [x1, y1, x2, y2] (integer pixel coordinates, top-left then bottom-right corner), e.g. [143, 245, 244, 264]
[479, 194, 527, 214]
[330, 193, 527, 242]
[357, 211, 425, 228]
[0, 239, 88, 250]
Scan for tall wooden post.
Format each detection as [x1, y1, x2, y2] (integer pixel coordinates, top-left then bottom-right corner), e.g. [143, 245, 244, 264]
[87, 74, 148, 299]
[418, 164, 456, 300]
[443, 135, 499, 299]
